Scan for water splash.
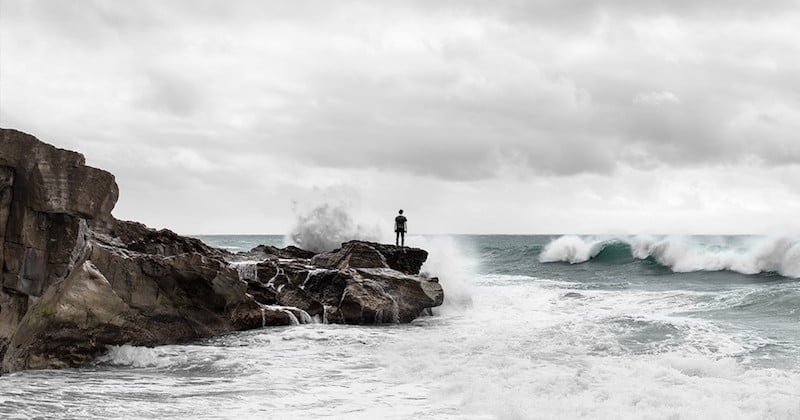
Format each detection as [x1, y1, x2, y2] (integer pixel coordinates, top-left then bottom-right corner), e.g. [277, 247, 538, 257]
[286, 203, 381, 253]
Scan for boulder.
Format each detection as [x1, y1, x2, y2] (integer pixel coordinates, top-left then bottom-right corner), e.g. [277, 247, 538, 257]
[2, 261, 145, 371]
[323, 268, 442, 324]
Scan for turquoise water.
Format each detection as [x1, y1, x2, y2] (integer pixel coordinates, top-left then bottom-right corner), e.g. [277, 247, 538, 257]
[1, 234, 798, 419]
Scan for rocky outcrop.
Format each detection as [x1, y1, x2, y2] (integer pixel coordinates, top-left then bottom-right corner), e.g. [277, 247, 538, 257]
[0, 128, 444, 373]
[0, 129, 266, 372]
[242, 242, 443, 324]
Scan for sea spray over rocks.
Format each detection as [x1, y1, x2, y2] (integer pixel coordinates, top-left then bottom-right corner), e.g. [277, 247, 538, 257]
[414, 235, 476, 310]
[286, 203, 381, 253]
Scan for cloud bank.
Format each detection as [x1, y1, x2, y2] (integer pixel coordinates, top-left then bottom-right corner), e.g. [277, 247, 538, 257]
[2, 0, 799, 233]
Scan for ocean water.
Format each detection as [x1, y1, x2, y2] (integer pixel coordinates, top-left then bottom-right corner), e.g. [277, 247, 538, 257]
[1, 235, 799, 419]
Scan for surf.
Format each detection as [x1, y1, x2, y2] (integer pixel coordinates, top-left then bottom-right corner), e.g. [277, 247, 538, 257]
[540, 235, 800, 278]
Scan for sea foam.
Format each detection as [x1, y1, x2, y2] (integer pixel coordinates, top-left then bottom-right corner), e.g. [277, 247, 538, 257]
[540, 235, 800, 278]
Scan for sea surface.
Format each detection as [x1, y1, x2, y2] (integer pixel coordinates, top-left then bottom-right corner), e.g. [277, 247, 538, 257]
[2, 235, 799, 419]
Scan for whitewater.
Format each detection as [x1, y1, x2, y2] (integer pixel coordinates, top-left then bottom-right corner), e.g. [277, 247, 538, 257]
[1, 235, 799, 419]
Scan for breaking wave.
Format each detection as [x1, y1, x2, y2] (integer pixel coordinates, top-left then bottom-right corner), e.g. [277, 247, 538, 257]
[540, 235, 800, 278]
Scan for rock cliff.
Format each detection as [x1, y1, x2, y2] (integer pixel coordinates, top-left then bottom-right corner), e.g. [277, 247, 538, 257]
[0, 128, 443, 372]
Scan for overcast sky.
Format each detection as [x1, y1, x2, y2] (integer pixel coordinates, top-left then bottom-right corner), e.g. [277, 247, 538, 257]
[2, 0, 800, 235]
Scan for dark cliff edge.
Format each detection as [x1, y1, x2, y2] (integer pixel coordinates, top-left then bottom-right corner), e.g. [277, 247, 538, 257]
[0, 128, 443, 373]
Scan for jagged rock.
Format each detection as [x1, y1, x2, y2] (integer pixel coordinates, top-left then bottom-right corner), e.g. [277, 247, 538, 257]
[0, 129, 114, 298]
[1, 128, 123, 367]
[107, 220, 223, 257]
[289, 254, 442, 324]
[0, 129, 274, 372]
[0, 128, 445, 373]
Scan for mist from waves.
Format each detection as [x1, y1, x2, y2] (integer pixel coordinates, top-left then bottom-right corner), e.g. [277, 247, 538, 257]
[285, 203, 382, 253]
[539, 235, 800, 278]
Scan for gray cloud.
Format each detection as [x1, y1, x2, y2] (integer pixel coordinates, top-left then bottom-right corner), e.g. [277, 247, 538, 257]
[2, 0, 800, 234]
[137, 69, 203, 117]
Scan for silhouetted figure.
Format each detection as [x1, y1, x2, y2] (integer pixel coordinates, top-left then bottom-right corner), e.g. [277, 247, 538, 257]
[395, 209, 407, 247]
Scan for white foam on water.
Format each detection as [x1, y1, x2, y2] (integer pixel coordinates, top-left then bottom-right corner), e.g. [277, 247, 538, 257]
[540, 235, 800, 278]
[376, 279, 800, 419]
[5, 275, 800, 419]
[96, 345, 170, 368]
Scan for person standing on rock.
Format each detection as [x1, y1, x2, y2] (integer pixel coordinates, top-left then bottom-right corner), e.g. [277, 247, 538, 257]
[395, 209, 408, 247]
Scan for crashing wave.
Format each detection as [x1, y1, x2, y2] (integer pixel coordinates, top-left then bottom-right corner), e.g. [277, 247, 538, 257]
[285, 203, 381, 253]
[539, 235, 800, 278]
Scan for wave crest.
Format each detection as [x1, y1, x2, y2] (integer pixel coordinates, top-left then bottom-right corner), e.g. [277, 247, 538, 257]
[540, 235, 800, 278]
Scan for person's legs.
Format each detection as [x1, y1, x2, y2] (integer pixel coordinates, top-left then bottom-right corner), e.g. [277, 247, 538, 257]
[396, 231, 400, 246]
[400, 231, 405, 247]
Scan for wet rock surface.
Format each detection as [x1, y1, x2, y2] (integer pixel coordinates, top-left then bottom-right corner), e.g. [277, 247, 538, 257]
[0, 128, 444, 373]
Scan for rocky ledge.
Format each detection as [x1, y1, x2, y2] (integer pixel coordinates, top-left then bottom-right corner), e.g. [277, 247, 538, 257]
[0, 128, 443, 373]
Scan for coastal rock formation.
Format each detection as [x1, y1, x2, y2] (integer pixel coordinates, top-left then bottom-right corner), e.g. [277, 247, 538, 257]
[238, 241, 443, 324]
[0, 128, 444, 373]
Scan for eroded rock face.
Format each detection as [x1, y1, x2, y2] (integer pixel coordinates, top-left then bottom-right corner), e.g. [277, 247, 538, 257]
[0, 129, 266, 372]
[0, 128, 444, 373]
[1, 129, 114, 298]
